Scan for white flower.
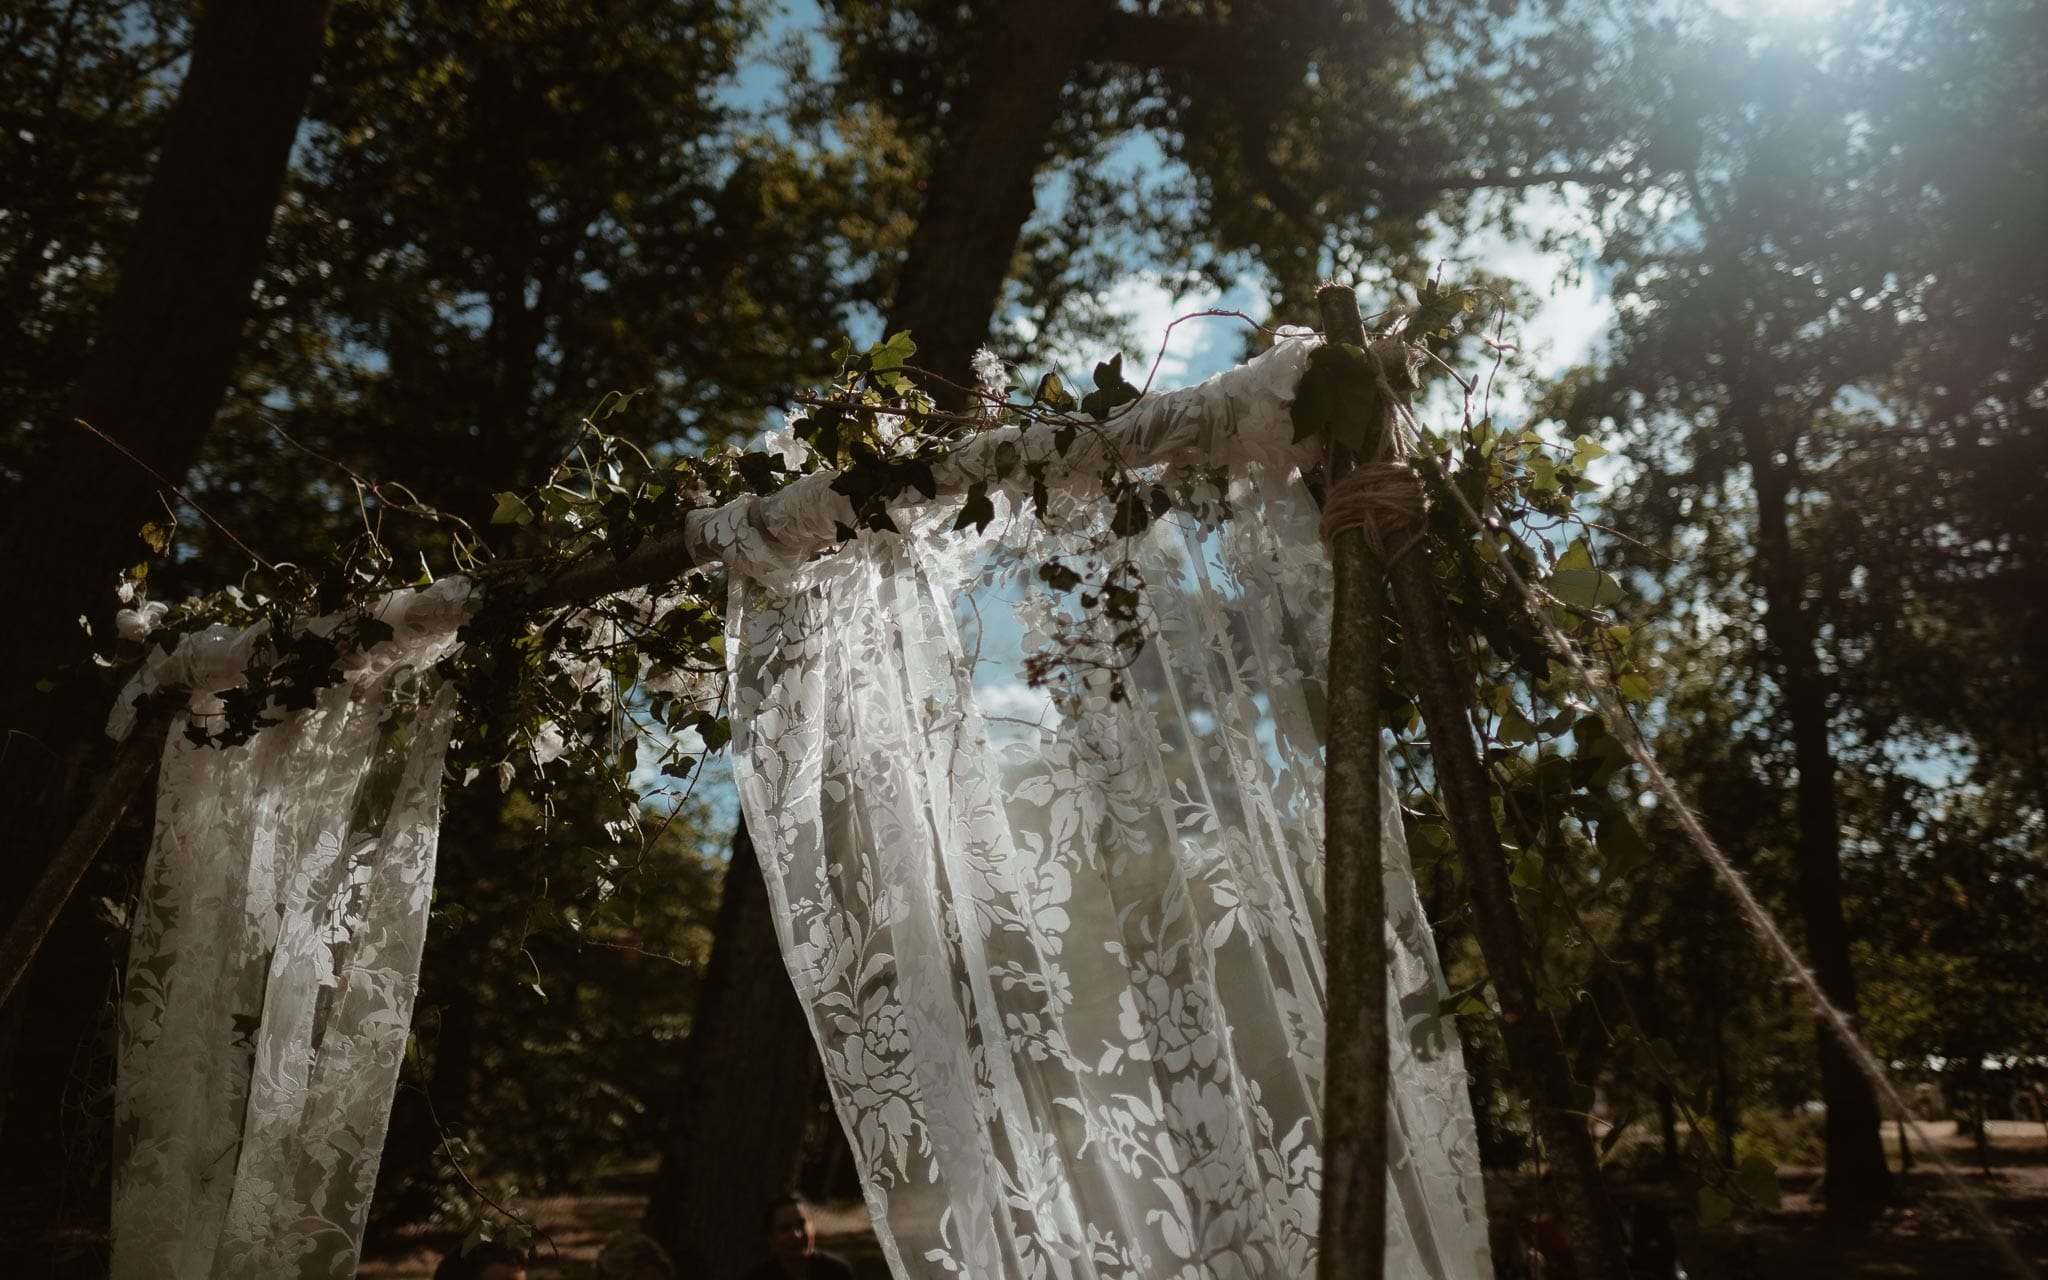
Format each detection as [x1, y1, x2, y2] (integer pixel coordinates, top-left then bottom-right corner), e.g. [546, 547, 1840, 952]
[873, 411, 915, 458]
[530, 721, 568, 766]
[762, 411, 808, 469]
[115, 600, 168, 642]
[971, 347, 1007, 398]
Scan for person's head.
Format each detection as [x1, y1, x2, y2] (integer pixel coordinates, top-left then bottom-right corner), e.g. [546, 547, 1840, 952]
[762, 1193, 815, 1264]
[432, 1240, 528, 1280]
[595, 1229, 677, 1280]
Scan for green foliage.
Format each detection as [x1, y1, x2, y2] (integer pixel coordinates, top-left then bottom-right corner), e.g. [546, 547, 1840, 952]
[0, 0, 188, 491]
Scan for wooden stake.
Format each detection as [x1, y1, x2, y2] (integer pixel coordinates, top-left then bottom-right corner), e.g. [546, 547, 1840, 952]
[1314, 283, 1390, 1280]
[0, 714, 170, 1008]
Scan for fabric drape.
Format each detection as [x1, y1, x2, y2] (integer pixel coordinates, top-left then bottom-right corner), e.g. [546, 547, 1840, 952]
[727, 342, 1492, 1278]
[109, 582, 467, 1279]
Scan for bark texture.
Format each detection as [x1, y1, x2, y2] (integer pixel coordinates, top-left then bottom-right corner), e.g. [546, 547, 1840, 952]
[0, 0, 333, 1146]
[1313, 286, 1391, 1280]
[1734, 396, 1894, 1211]
[0, 0, 334, 738]
[1382, 504, 1632, 1280]
[645, 824, 820, 1277]
[881, 0, 1100, 401]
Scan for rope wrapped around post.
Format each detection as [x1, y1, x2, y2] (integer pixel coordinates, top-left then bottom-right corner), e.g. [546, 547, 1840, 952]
[1317, 458, 1428, 564]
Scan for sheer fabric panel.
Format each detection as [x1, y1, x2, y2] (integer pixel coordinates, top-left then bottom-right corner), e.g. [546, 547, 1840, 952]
[111, 583, 467, 1280]
[729, 383, 1491, 1277]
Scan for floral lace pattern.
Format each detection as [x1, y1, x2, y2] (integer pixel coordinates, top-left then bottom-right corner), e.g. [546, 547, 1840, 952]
[729, 394, 1491, 1276]
[111, 584, 466, 1279]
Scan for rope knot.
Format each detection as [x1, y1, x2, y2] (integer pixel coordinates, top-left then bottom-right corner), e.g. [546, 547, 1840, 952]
[1318, 459, 1427, 563]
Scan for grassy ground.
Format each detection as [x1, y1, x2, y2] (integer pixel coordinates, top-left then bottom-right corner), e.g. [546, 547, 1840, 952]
[355, 1121, 2048, 1279]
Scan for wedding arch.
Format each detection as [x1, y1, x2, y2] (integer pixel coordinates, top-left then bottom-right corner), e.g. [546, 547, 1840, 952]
[17, 284, 2001, 1280]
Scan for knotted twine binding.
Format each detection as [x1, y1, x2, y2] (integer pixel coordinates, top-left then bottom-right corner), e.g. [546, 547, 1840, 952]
[1318, 459, 1428, 563]
[1318, 335, 1428, 562]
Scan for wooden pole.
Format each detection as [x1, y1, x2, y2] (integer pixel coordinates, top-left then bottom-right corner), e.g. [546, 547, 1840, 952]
[0, 714, 171, 1008]
[1331, 304, 1634, 1278]
[1314, 283, 1390, 1280]
[1383, 546, 1633, 1279]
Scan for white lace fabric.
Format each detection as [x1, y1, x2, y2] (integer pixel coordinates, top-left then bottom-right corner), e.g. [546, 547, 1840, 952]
[110, 582, 468, 1279]
[727, 343, 1492, 1278]
[104, 340, 1493, 1278]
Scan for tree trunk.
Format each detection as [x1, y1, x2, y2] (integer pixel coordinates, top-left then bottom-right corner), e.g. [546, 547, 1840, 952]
[881, 1, 1099, 401]
[0, 0, 333, 1148]
[0, 0, 334, 734]
[1733, 402, 1894, 1213]
[1711, 1017, 1738, 1169]
[645, 824, 820, 1278]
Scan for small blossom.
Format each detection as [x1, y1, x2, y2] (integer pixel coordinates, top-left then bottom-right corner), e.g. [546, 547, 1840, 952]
[530, 721, 568, 766]
[762, 412, 808, 469]
[971, 347, 1007, 398]
[115, 600, 168, 642]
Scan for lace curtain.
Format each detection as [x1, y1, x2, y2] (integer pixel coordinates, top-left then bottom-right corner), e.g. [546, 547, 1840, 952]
[726, 342, 1492, 1278]
[109, 582, 468, 1280]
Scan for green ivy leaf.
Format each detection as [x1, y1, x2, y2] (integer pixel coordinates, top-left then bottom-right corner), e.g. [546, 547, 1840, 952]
[992, 440, 1021, 482]
[953, 481, 995, 533]
[1495, 703, 1539, 745]
[1551, 538, 1623, 610]
[1035, 371, 1075, 413]
[1038, 561, 1082, 592]
[869, 330, 917, 373]
[1080, 352, 1140, 418]
[734, 450, 786, 495]
[1596, 811, 1651, 876]
[1699, 1187, 1735, 1227]
[491, 492, 534, 525]
[1110, 485, 1150, 539]
[1735, 1155, 1782, 1208]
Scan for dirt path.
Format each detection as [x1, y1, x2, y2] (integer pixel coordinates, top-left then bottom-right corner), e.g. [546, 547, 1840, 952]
[354, 1121, 2048, 1278]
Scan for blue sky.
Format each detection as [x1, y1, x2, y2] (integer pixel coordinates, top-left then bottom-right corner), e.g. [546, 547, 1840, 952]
[717, 0, 1618, 398]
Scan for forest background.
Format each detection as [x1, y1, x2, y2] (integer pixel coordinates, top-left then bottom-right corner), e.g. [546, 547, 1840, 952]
[1, 0, 2044, 1275]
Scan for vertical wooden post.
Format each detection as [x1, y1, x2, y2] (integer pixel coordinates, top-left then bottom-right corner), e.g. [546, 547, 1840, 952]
[1314, 283, 1390, 1280]
[1319, 287, 1636, 1278]
[1382, 537, 1633, 1280]
[0, 714, 170, 1009]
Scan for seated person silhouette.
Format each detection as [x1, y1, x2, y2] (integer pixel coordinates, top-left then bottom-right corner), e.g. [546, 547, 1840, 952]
[742, 1194, 855, 1280]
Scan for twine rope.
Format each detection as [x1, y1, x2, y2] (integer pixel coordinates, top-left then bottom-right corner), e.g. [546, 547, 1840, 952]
[1385, 389, 2039, 1280]
[1318, 459, 1428, 565]
[1319, 336, 1429, 563]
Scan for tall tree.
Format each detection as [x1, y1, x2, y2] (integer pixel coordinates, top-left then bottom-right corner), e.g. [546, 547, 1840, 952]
[0, 0, 334, 744]
[1563, 0, 2048, 1210]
